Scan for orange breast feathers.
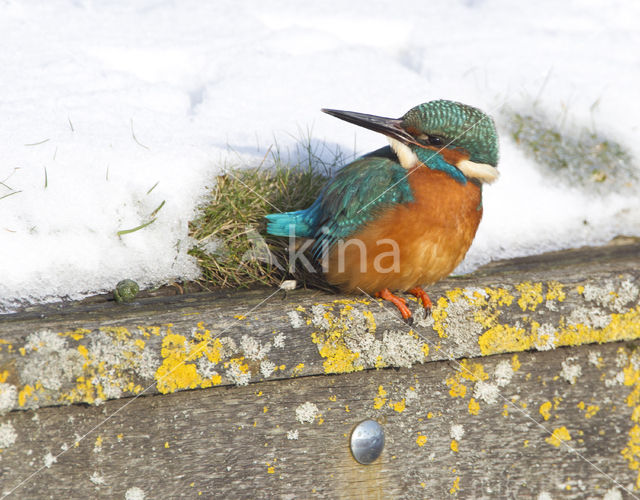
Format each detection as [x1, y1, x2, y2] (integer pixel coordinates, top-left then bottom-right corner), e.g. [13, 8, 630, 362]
[325, 167, 483, 294]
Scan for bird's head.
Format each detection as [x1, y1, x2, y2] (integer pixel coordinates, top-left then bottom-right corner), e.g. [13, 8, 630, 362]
[322, 100, 499, 184]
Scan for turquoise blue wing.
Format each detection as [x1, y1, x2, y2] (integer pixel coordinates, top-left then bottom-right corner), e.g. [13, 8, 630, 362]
[312, 147, 413, 253]
[266, 146, 413, 255]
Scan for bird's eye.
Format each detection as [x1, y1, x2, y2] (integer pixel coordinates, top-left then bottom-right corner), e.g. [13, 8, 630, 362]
[429, 136, 445, 146]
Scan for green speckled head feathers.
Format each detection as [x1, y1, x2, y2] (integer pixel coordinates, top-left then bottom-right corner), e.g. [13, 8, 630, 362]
[402, 100, 499, 167]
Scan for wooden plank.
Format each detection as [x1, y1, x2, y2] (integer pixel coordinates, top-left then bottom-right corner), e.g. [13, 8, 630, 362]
[0, 241, 639, 414]
[1, 340, 639, 499]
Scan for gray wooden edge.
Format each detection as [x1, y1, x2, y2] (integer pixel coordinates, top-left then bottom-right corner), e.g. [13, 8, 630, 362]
[0, 240, 639, 499]
[1, 337, 640, 499]
[0, 240, 638, 414]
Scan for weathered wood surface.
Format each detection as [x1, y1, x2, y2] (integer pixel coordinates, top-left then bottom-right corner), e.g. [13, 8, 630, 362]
[1, 240, 638, 411]
[1, 341, 640, 499]
[0, 240, 639, 498]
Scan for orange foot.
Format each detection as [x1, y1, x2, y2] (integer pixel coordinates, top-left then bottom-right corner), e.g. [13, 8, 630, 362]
[375, 288, 413, 324]
[408, 287, 433, 316]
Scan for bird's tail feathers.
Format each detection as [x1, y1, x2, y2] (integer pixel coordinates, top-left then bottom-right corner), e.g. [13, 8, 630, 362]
[265, 210, 314, 238]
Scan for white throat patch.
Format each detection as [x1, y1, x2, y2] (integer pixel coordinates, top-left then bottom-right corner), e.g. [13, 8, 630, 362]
[388, 137, 499, 184]
[456, 159, 499, 184]
[388, 138, 419, 170]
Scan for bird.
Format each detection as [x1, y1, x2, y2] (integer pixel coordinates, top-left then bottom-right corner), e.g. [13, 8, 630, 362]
[265, 100, 499, 323]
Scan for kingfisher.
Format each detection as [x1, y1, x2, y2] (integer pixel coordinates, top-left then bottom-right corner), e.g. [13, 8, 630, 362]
[265, 100, 499, 323]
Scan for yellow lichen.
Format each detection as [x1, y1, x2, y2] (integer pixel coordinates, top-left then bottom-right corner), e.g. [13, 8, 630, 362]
[458, 359, 489, 382]
[446, 377, 467, 398]
[432, 297, 449, 338]
[373, 385, 388, 410]
[450, 439, 459, 452]
[468, 398, 480, 415]
[479, 306, 640, 356]
[309, 302, 372, 374]
[546, 281, 566, 302]
[77, 345, 89, 359]
[577, 401, 600, 419]
[450, 476, 460, 495]
[422, 343, 430, 358]
[391, 399, 406, 413]
[511, 354, 521, 371]
[18, 384, 34, 407]
[416, 434, 427, 447]
[516, 282, 544, 311]
[546, 426, 571, 447]
[539, 401, 552, 420]
[59, 328, 91, 341]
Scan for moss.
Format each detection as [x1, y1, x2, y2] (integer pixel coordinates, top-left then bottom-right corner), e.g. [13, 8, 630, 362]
[188, 141, 344, 289]
[503, 106, 638, 194]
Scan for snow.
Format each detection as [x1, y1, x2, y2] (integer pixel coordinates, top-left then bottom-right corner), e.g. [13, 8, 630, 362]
[1, 0, 639, 312]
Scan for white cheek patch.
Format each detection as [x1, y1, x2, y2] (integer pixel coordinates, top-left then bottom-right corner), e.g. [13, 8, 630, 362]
[456, 159, 499, 184]
[388, 138, 419, 170]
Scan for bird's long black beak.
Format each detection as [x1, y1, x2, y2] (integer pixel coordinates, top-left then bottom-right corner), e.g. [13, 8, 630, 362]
[322, 108, 415, 145]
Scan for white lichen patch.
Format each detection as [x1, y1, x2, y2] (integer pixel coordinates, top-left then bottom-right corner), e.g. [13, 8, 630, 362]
[219, 337, 237, 357]
[473, 381, 499, 404]
[17, 325, 166, 409]
[588, 351, 602, 367]
[287, 429, 299, 440]
[405, 386, 419, 403]
[240, 335, 271, 361]
[295, 402, 319, 424]
[20, 330, 85, 393]
[567, 307, 611, 329]
[25, 329, 66, 353]
[494, 360, 514, 387]
[43, 452, 57, 468]
[287, 311, 304, 329]
[90, 471, 106, 485]
[0, 383, 17, 415]
[225, 359, 251, 386]
[436, 295, 484, 350]
[545, 299, 559, 311]
[88, 332, 158, 381]
[311, 305, 330, 330]
[581, 277, 639, 313]
[604, 370, 625, 388]
[196, 356, 219, 380]
[260, 360, 276, 379]
[379, 330, 425, 368]
[273, 333, 286, 348]
[560, 358, 582, 384]
[0, 422, 18, 449]
[450, 424, 465, 441]
[534, 323, 557, 351]
[603, 487, 623, 500]
[125, 486, 146, 500]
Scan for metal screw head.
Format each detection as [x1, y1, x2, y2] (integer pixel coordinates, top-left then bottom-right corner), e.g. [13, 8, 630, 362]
[350, 419, 384, 465]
